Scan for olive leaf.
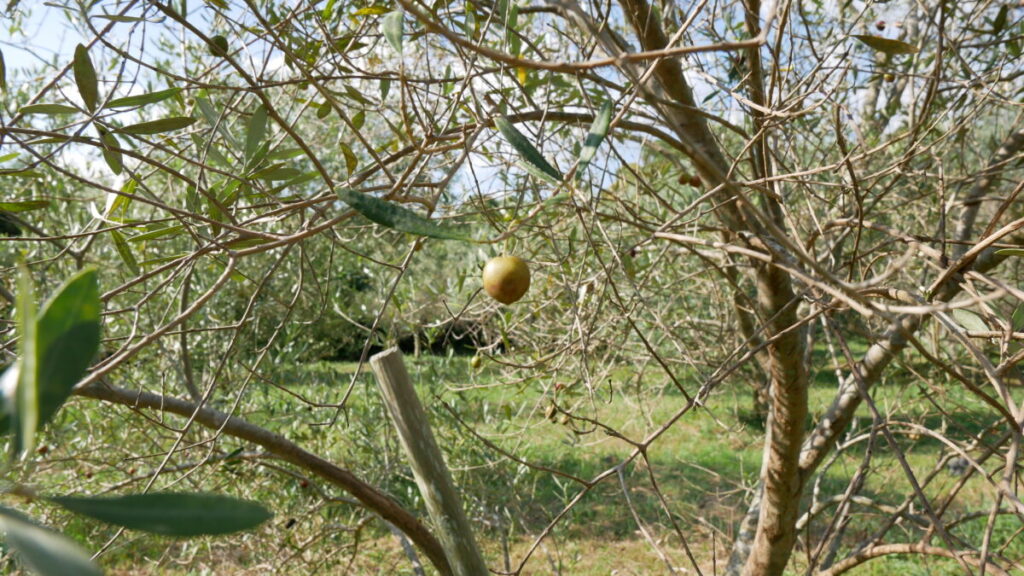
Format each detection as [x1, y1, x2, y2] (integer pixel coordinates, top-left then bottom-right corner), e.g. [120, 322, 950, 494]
[119, 117, 198, 135]
[0, 507, 102, 576]
[73, 44, 99, 112]
[98, 128, 123, 175]
[382, 11, 404, 53]
[494, 116, 562, 184]
[851, 35, 919, 55]
[107, 87, 181, 109]
[20, 104, 79, 115]
[110, 230, 140, 276]
[336, 188, 470, 241]
[575, 101, 613, 177]
[50, 493, 272, 537]
[0, 201, 50, 213]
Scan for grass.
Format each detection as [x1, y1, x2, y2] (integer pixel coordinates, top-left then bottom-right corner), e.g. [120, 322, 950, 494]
[4, 345, 1023, 575]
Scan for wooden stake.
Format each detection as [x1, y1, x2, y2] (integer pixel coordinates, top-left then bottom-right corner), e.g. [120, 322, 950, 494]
[370, 347, 488, 576]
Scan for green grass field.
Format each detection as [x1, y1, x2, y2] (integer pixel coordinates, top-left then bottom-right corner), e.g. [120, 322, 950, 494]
[8, 346, 1022, 575]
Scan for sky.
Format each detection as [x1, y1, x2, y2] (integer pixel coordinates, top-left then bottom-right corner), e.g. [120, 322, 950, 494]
[1, 4, 84, 73]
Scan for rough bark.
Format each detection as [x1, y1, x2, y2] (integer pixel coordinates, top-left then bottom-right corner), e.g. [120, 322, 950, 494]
[597, 0, 813, 573]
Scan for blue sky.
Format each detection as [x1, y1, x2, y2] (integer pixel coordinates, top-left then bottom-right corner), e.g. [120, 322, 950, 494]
[2, 4, 84, 73]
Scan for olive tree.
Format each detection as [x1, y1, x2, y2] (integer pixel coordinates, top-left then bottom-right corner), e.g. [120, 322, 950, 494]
[1, 0, 1023, 574]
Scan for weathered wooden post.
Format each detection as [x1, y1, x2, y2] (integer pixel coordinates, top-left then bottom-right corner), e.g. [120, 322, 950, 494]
[370, 347, 488, 576]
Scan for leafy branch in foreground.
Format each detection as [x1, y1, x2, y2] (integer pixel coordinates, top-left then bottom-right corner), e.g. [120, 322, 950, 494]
[0, 269, 272, 576]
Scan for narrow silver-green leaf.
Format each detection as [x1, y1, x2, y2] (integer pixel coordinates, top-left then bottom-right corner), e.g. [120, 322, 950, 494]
[245, 104, 268, 162]
[14, 261, 38, 457]
[99, 129, 123, 175]
[250, 163, 301, 181]
[851, 35, 919, 55]
[340, 141, 358, 175]
[0, 200, 49, 213]
[73, 44, 99, 112]
[50, 493, 273, 536]
[518, 159, 561, 185]
[952, 309, 988, 333]
[195, 96, 238, 146]
[0, 47, 6, 92]
[993, 5, 1008, 35]
[336, 188, 470, 241]
[20, 104, 79, 115]
[494, 116, 562, 183]
[34, 268, 101, 427]
[382, 11, 404, 53]
[0, 507, 101, 576]
[111, 230, 140, 276]
[107, 87, 182, 108]
[575, 101, 613, 177]
[119, 116, 197, 135]
[127, 224, 185, 242]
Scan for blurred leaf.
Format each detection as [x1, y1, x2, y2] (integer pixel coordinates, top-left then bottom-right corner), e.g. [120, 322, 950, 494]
[316, 101, 332, 119]
[20, 104, 79, 115]
[322, 0, 338, 19]
[494, 116, 562, 184]
[0, 170, 44, 178]
[73, 44, 99, 112]
[344, 84, 373, 106]
[0, 47, 6, 92]
[996, 248, 1024, 257]
[266, 148, 304, 161]
[224, 236, 273, 249]
[352, 110, 365, 131]
[382, 11, 403, 53]
[99, 129, 123, 175]
[245, 104, 268, 163]
[34, 268, 101, 427]
[107, 87, 181, 108]
[575, 101, 613, 177]
[139, 253, 188, 267]
[952, 309, 988, 333]
[195, 96, 237, 146]
[340, 141, 358, 175]
[518, 159, 563, 186]
[0, 201, 50, 213]
[14, 261, 38, 456]
[1013, 304, 1024, 331]
[250, 163, 300, 181]
[50, 493, 272, 536]
[851, 35, 919, 55]
[119, 117, 197, 135]
[0, 506, 101, 576]
[127, 225, 184, 242]
[993, 5, 1008, 35]
[336, 188, 471, 241]
[110, 230, 140, 276]
[353, 6, 389, 16]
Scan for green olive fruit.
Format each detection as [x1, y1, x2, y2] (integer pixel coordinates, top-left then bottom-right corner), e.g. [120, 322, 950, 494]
[482, 255, 530, 304]
[884, 73, 895, 83]
[209, 35, 229, 57]
[470, 355, 482, 369]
